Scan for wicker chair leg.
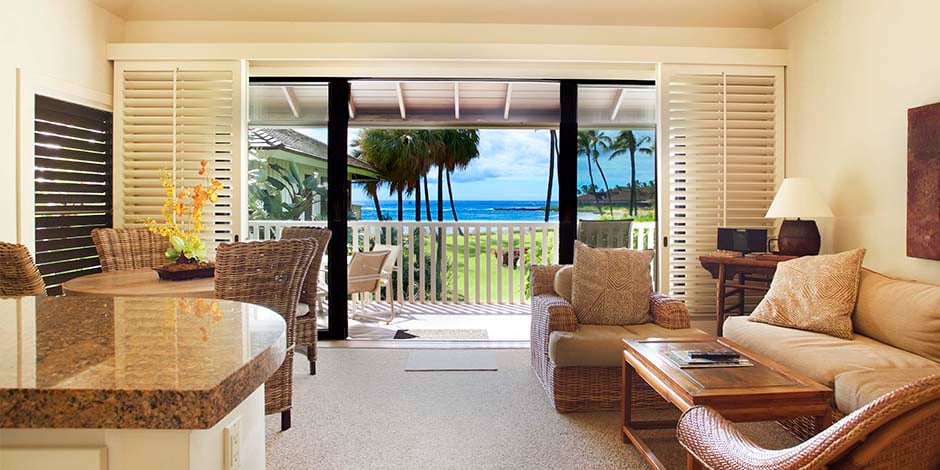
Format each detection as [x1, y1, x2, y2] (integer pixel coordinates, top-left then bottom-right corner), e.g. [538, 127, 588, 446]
[309, 359, 316, 376]
[280, 409, 291, 431]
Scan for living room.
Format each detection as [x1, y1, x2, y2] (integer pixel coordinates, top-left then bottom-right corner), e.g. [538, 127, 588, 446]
[1, 1, 938, 469]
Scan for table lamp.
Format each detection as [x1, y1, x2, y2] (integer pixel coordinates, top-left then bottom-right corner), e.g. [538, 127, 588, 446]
[765, 177, 833, 256]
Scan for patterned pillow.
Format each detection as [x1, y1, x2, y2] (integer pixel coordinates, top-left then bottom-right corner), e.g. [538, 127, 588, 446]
[749, 248, 866, 340]
[571, 241, 654, 325]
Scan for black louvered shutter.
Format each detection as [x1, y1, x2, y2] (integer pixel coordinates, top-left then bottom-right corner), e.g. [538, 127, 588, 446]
[34, 95, 113, 295]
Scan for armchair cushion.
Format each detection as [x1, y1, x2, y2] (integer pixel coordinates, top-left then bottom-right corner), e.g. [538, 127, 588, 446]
[571, 241, 654, 325]
[549, 324, 705, 368]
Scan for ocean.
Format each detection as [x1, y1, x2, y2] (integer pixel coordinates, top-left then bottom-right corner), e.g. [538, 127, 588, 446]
[356, 200, 610, 222]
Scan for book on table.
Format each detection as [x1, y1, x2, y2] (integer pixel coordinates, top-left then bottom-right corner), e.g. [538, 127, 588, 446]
[663, 349, 755, 369]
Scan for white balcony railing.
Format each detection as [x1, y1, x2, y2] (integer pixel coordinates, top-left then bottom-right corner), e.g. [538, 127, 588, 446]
[247, 220, 656, 305]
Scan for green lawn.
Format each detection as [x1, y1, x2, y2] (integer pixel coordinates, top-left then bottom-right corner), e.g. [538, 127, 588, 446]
[395, 230, 554, 303]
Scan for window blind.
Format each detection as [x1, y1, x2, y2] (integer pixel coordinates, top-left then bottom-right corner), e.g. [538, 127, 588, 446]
[34, 95, 113, 295]
[115, 63, 244, 251]
[660, 66, 784, 317]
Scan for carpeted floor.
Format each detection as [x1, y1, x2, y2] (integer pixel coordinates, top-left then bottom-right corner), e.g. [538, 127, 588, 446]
[265, 348, 799, 469]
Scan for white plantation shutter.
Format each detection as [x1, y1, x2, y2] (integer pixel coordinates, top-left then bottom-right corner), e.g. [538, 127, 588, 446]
[658, 65, 784, 317]
[114, 62, 247, 251]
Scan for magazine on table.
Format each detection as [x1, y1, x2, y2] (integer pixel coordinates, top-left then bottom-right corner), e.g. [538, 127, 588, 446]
[663, 350, 755, 369]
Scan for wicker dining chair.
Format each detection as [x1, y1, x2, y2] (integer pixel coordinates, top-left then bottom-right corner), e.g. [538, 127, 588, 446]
[678, 374, 940, 470]
[279, 227, 332, 376]
[214, 238, 318, 432]
[0, 242, 46, 296]
[91, 228, 170, 272]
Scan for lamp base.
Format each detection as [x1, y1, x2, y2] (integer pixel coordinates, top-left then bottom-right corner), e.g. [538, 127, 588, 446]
[777, 219, 821, 256]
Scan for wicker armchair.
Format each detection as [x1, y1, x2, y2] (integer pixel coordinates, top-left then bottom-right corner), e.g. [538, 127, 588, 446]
[214, 238, 317, 432]
[279, 227, 331, 375]
[0, 242, 46, 296]
[679, 374, 940, 470]
[91, 228, 169, 272]
[530, 264, 695, 412]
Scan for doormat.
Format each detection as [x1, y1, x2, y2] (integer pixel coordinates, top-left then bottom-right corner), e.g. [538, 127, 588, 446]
[393, 329, 489, 340]
[405, 350, 498, 371]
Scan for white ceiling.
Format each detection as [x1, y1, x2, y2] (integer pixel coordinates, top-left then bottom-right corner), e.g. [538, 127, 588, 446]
[91, 0, 817, 28]
[250, 81, 655, 129]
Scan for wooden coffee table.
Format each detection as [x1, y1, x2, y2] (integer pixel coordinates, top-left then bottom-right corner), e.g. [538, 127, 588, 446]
[621, 337, 832, 470]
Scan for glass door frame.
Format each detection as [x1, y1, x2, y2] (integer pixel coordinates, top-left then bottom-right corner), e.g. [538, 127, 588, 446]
[250, 76, 656, 340]
[557, 79, 657, 264]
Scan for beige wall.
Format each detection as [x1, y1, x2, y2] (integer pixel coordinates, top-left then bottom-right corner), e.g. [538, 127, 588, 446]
[0, 0, 124, 242]
[775, 0, 940, 284]
[123, 21, 776, 49]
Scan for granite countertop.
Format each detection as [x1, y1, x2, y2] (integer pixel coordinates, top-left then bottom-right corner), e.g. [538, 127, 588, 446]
[0, 296, 286, 429]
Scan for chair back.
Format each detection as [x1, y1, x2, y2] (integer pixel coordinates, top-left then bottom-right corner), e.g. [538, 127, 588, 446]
[577, 219, 634, 248]
[371, 244, 401, 279]
[279, 227, 332, 306]
[214, 238, 318, 417]
[91, 228, 170, 272]
[348, 250, 390, 294]
[0, 242, 46, 296]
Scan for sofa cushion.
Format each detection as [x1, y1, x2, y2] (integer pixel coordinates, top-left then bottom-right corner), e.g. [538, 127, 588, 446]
[553, 265, 573, 302]
[548, 324, 705, 368]
[853, 269, 940, 363]
[724, 316, 937, 387]
[834, 368, 940, 414]
[749, 248, 866, 340]
[571, 241, 654, 325]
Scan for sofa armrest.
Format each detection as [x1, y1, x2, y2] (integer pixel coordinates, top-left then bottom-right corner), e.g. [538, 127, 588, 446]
[649, 293, 690, 329]
[530, 264, 564, 297]
[530, 295, 578, 359]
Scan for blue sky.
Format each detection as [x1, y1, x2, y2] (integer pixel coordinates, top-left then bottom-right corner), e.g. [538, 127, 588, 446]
[300, 128, 655, 202]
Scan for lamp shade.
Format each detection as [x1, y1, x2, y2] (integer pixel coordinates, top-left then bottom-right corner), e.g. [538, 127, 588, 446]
[765, 177, 833, 219]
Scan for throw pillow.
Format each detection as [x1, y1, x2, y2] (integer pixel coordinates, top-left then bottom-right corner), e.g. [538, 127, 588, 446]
[571, 241, 654, 325]
[749, 248, 866, 340]
[553, 265, 573, 302]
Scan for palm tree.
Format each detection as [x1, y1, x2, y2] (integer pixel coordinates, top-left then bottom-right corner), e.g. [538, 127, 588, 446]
[354, 129, 430, 221]
[577, 130, 613, 215]
[609, 130, 654, 216]
[544, 129, 558, 222]
[433, 129, 480, 222]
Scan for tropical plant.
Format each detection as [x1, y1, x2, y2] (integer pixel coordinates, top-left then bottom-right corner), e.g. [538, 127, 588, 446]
[353, 129, 433, 221]
[609, 130, 654, 216]
[247, 153, 325, 221]
[146, 160, 223, 262]
[577, 130, 614, 215]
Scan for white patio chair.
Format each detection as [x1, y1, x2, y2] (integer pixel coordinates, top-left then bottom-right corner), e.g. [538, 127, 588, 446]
[347, 249, 392, 323]
[351, 244, 401, 324]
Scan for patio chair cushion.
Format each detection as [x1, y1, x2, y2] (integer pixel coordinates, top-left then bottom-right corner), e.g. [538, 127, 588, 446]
[571, 241, 654, 325]
[749, 248, 866, 340]
[549, 324, 705, 368]
[834, 367, 940, 413]
[852, 269, 940, 362]
[724, 316, 937, 387]
[553, 265, 573, 302]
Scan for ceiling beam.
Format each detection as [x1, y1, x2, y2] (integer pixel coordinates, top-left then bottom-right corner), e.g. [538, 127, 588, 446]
[281, 86, 301, 119]
[454, 82, 460, 120]
[395, 81, 406, 120]
[610, 88, 626, 121]
[503, 83, 513, 120]
[348, 90, 357, 119]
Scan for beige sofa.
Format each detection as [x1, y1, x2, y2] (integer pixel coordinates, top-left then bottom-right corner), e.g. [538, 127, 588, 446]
[530, 264, 707, 412]
[725, 268, 940, 433]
